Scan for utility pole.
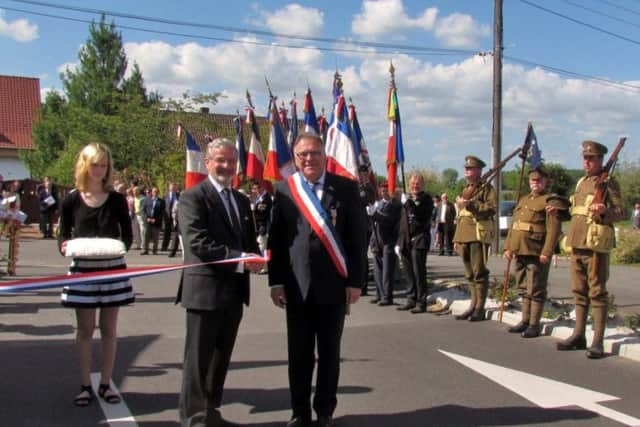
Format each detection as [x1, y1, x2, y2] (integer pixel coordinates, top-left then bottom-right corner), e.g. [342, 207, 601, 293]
[492, 0, 503, 252]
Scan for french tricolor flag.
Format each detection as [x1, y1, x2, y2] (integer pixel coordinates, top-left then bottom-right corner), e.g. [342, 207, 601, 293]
[180, 124, 207, 189]
[264, 96, 295, 182]
[303, 88, 320, 135]
[325, 72, 358, 182]
[245, 91, 266, 186]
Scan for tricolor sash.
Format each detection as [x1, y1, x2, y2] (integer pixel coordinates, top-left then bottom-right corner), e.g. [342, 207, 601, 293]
[287, 172, 348, 278]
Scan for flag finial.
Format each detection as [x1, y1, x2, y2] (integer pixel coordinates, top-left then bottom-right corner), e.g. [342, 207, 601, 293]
[246, 90, 254, 109]
[389, 61, 396, 87]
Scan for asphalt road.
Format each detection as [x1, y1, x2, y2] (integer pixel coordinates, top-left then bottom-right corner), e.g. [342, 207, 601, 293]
[2, 239, 640, 426]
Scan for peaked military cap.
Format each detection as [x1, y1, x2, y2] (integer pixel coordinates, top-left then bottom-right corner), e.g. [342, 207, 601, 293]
[528, 165, 549, 179]
[547, 194, 570, 210]
[582, 140, 608, 157]
[464, 155, 486, 168]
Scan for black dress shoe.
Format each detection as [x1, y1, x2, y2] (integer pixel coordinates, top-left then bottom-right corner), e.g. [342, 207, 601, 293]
[369, 298, 380, 304]
[468, 309, 486, 322]
[317, 415, 334, 427]
[410, 305, 427, 314]
[140, 251, 149, 255]
[508, 322, 529, 333]
[286, 416, 312, 427]
[455, 307, 474, 320]
[378, 300, 393, 306]
[521, 325, 540, 338]
[586, 342, 605, 359]
[397, 301, 416, 311]
[557, 334, 587, 351]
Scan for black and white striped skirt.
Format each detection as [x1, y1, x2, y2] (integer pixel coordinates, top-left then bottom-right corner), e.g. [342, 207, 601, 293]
[61, 257, 135, 308]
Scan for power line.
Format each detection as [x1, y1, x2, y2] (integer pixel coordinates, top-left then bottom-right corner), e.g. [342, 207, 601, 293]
[504, 54, 640, 92]
[0, 5, 466, 58]
[598, 0, 640, 17]
[519, 0, 640, 46]
[2, 2, 638, 94]
[7, 0, 477, 56]
[560, 0, 640, 30]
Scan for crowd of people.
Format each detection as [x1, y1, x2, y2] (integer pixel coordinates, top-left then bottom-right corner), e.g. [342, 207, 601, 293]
[20, 134, 628, 427]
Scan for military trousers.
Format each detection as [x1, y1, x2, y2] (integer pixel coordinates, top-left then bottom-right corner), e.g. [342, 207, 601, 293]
[514, 255, 550, 302]
[459, 241, 490, 290]
[571, 248, 610, 308]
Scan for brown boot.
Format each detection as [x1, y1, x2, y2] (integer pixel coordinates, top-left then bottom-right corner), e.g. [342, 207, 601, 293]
[455, 285, 476, 320]
[469, 284, 488, 322]
[557, 305, 588, 351]
[522, 300, 544, 338]
[587, 305, 607, 359]
[508, 297, 530, 333]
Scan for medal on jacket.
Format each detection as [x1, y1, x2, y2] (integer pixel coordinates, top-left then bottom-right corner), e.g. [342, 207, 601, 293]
[330, 207, 337, 226]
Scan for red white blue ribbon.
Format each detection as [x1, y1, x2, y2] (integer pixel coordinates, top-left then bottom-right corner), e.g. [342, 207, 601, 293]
[287, 172, 348, 278]
[0, 253, 269, 293]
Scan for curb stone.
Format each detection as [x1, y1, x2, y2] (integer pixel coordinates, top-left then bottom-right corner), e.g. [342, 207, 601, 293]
[445, 296, 640, 363]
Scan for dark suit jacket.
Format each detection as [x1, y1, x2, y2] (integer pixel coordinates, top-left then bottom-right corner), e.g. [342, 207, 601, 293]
[37, 183, 58, 212]
[144, 197, 165, 227]
[398, 192, 434, 250]
[252, 192, 272, 236]
[176, 178, 258, 309]
[267, 173, 368, 305]
[370, 197, 402, 251]
[165, 191, 180, 217]
[435, 201, 456, 225]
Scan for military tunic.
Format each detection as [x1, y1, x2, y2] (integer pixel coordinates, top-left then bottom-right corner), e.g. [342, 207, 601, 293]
[566, 175, 625, 308]
[453, 184, 497, 291]
[504, 191, 561, 302]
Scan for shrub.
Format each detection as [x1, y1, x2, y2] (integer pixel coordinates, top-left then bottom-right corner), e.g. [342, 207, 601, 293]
[613, 229, 640, 264]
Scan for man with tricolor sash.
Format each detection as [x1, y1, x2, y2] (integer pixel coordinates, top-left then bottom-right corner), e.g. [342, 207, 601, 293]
[267, 132, 368, 427]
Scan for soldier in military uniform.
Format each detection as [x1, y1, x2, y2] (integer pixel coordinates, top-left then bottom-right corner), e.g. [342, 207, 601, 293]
[250, 181, 272, 255]
[397, 173, 434, 313]
[503, 167, 564, 338]
[556, 141, 625, 359]
[453, 156, 497, 322]
[358, 166, 376, 296]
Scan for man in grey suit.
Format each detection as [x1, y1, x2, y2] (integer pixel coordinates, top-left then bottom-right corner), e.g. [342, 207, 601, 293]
[268, 132, 367, 427]
[176, 138, 264, 427]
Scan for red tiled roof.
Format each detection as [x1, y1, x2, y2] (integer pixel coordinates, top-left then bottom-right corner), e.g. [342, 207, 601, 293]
[0, 75, 41, 150]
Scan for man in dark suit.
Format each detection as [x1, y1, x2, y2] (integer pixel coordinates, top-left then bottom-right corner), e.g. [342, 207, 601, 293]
[435, 193, 456, 255]
[397, 174, 434, 313]
[176, 137, 263, 427]
[357, 165, 376, 296]
[268, 132, 367, 427]
[162, 182, 180, 251]
[36, 176, 58, 238]
[142, 187, 165, 255]
[368, 182, 402, 306]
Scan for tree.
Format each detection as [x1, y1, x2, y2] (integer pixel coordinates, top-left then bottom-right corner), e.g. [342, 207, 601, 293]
[441, 168, 458, 189]
[61, 15, 127, 115]
[616, 161, 640, 212]
[22, 90, 70, 179]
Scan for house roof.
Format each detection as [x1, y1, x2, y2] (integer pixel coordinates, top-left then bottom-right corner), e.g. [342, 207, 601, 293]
[0, 75, 41, 150]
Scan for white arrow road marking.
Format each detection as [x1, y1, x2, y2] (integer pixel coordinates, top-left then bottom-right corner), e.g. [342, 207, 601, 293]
[90, 373, 138, 426]
[439, 350, 640, 427]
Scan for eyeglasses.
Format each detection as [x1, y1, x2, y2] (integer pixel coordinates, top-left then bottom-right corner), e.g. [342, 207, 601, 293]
[294, 150, 323, 160]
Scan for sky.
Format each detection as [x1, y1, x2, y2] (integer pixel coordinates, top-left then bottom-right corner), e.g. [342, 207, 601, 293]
[1, 0, 639, 177]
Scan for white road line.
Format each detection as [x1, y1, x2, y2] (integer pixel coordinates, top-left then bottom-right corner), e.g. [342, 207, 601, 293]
[90, 373, 138, 426]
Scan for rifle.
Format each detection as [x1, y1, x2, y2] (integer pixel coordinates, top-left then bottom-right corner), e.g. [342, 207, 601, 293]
[498, 124, 534, 322]
[461, 147, 522, 201]
[592, 136, 626, 206]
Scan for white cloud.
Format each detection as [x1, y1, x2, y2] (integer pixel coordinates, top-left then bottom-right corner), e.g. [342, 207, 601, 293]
[0, 10, 38, 42]
[111, 36, 640, 172]
[57, 62, 78, 75]
[434, 13, 490, 48]
[352, 0, 437, 38]
[253, 4, 324, 38]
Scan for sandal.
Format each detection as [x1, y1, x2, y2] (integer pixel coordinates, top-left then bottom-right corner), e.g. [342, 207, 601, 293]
[98, 383, 121, 404]
[74, 385, 94, 407]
